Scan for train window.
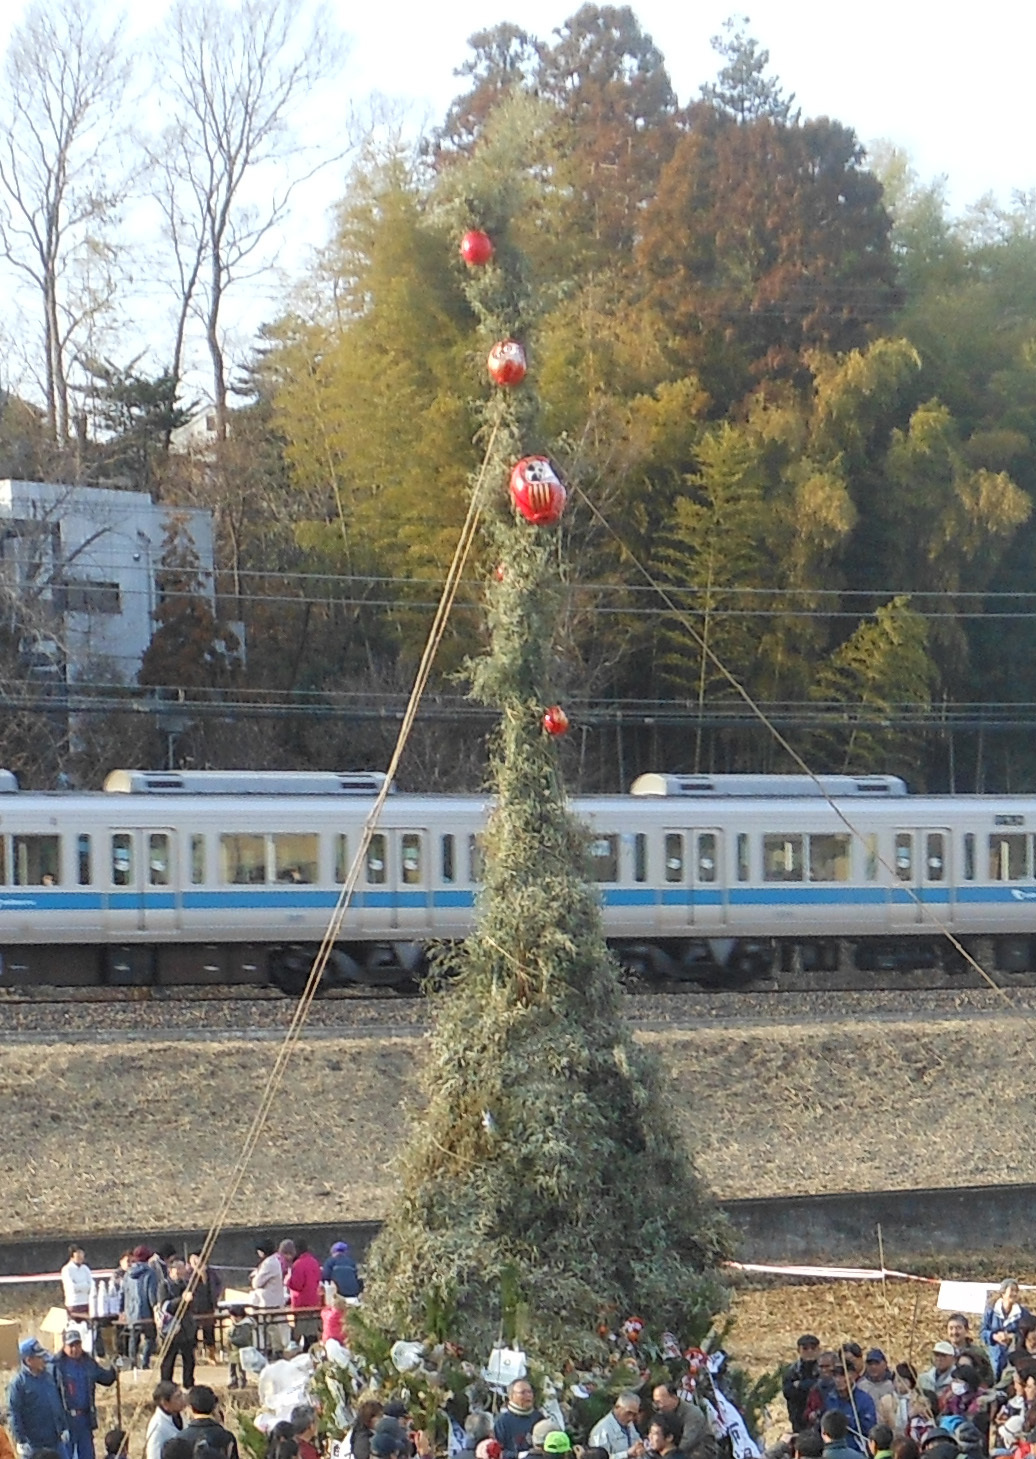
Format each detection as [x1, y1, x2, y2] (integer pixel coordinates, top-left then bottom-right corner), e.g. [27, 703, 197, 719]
[809, 833, 851, 882]
[737, 833, 750, 882]
[590, 834, 619, 882]
[664, 833, 684, 882]
[864, 834, 878, 881]
[634, 833, 647, 883]
[400, 833, 422, 885]
[926, 832, 945, 882]
[763, 834, 803, 882]
[989, 833, 1028, 881]
[111, 833, 132, 887]
[220, 834, 265, 885]
[468, 833, 484, 883]
[191, 834, 205, 885]
[696, 833, 717, 883]
[367, 832, 387, 885]
[148, 833, 170, 886]
[334, 835, 349, 884]
[964, 833, 975, 881]
[441, 834, 455, 883]
[274, 833, 318, 884]
[14, 834, 59, 886]
[0, 839, 6, 884]
[77, 834, 91, 886]
[894, 833, 912, 881]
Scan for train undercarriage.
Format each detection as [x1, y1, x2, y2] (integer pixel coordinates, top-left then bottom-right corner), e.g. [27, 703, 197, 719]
[0, 931, 1032, 994]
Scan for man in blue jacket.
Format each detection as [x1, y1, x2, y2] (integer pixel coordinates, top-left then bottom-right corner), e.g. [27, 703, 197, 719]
[825, 1358, 877, 1453]
[6, 1338, 68, 1459]
[320, 1242, 363, 1299]
[53, 1329, 117, 1459]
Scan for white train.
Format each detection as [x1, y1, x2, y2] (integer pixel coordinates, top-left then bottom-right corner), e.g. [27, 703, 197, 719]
[0, 768, 1034, 992]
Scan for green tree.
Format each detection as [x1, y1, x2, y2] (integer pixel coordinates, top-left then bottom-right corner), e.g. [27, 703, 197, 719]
[138, 512, 241, 688]
[699, 15, 797, 124]
[83, 357, 195, 492]
[808, 596, 935, 774]
[365, 97, 728, 1362]
[270, 148, 482, 671]
[638, 111, 898, 410]
[436, 23, 542, 158]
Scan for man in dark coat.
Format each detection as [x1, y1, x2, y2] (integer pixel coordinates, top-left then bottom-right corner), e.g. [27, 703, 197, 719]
[157, 1258, 197, 1389]
[651, 1384, 717, 1459]
[182, 1387, 237, 1459]
[783, 1336, 822, 1432]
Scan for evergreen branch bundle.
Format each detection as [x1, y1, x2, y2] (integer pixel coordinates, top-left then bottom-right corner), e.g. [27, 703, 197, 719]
[364, 99, 730, 1366]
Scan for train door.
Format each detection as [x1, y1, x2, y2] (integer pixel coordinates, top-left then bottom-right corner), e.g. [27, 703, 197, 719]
[889, 827, 952, 927]
[661, 829, 691, 925]
[691, 828, 727, 930]
[661, 829, 727, 928]
[106, 828, 180, 934]
[364, 828, 431, 931]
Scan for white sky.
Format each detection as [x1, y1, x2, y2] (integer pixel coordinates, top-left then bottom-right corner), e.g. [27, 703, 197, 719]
[1, 0, 1034, 399]
[334, 0, 1035, 212]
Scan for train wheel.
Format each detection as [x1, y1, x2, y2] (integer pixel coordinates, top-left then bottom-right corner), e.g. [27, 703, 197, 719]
[724, 941, 775, 984]
[269, 946, 322, 998]
[361, 944, 420, 989]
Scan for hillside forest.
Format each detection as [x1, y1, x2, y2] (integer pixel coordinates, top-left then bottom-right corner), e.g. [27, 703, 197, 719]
[2, 2, 1036, 793]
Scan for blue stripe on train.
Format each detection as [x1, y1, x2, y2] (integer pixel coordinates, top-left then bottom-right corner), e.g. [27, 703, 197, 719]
[0, 884, 1034, 915]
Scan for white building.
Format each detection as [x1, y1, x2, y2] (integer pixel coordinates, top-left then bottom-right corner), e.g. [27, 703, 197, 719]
[0, 479, 216, 685]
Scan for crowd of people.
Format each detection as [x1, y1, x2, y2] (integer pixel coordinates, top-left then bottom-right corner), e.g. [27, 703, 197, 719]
[2, 1236, 367, 1459]
[777, 1289, 1036, 1459]
[7, 1263, 1035, 1459]
[55, 1237, 364, 1379]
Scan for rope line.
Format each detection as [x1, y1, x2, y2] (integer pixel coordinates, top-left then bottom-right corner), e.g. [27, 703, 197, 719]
[119, 420, 499, 1446]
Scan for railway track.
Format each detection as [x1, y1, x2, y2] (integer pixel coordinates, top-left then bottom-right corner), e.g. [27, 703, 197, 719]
[2, 982, 1036, 1042]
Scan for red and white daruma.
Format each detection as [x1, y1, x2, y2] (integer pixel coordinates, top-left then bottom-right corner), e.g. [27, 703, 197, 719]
[509, 455, 567, 527]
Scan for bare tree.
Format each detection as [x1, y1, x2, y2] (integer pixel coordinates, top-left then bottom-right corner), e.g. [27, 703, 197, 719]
[154, 0, 347, 440]
[0, 0, 132, 444]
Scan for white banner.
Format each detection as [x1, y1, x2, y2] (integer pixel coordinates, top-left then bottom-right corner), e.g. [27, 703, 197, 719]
[711, 1386, 761, 1459]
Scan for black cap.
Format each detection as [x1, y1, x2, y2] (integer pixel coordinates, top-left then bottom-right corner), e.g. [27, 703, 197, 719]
[797, 1334, 821, 1348]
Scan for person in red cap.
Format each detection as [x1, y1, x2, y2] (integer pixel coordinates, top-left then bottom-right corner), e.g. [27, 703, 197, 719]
[124, 1248, 158, 1370]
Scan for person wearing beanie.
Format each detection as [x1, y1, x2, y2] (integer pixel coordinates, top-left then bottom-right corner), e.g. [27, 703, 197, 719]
[124, 1251, 159, 1371]
[321, 1243, 363, 1301]
[493, 1381, 543, 1459]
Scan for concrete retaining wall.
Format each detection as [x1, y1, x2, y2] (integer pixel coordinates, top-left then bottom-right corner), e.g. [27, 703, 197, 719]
[0, 1184, 1027, 1282]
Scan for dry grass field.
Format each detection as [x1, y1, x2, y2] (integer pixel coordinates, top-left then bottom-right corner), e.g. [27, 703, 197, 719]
[0, 1008, 1032, 1235]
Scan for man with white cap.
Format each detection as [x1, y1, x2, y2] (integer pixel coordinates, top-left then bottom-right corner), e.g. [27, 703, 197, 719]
[918, 1342, 957, 1411]
[6, 1338, 68, 1459]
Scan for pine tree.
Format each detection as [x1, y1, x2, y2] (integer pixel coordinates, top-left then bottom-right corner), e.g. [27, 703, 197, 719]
[364, 99, 729, 1365]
